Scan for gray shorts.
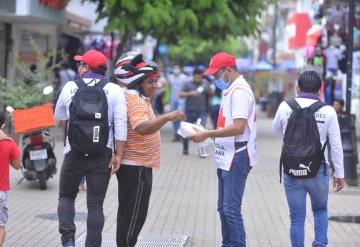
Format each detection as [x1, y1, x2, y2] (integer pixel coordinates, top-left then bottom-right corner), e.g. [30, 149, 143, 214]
[0, 192, 8, 227]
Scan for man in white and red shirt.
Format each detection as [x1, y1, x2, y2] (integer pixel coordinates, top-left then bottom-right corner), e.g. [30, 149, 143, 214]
[191, 52, 256, 247]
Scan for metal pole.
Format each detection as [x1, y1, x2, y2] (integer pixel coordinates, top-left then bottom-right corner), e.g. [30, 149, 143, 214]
[346, 0, 355, 116]
[110, 31, 115, 62]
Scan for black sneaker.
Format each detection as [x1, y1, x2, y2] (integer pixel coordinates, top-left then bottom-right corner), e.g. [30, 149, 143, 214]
[183, 150, 189, 155]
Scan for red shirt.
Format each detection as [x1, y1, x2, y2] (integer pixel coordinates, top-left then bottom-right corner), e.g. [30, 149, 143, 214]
[0, 139, 20, 191]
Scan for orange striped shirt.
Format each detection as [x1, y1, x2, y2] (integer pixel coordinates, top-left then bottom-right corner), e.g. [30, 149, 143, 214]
[122, 90, 161, 169]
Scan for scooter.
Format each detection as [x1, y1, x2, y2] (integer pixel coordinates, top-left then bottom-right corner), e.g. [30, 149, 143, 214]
[20, 129, 57, 190]
[7, 86, 57, 190]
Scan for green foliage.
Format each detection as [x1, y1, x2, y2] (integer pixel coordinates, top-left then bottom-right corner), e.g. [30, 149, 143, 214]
[86, 0, 264, 58]
[0, 36, 62, 109]
[168, 36, 249, 65]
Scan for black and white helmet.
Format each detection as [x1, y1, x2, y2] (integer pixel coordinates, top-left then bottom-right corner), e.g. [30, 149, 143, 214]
[114, 51, 148, 85]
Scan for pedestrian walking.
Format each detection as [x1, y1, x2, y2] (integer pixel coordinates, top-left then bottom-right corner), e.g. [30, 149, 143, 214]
[272, 70, 344, 247]
[0, 112, 21, 247]
[167, 64, 188, 141]
[55, 50, 127, 247]
[180, 67, 211, 155]
[113, 51, 186, 247]
[191, 52, 257, 247]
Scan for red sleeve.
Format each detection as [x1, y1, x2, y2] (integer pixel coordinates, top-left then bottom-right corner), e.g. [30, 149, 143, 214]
[9, 141, 21, 161]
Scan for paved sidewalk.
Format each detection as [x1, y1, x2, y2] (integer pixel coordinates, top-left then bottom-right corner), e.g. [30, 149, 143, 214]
[5, 110, 360, 246]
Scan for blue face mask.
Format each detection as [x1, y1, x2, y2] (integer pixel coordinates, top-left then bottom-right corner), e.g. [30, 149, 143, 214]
[214, 78, 230, 90]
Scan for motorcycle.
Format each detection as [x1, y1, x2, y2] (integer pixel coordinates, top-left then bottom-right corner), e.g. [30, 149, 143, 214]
[20, 129, 57, 190]
[7, 86, 57, 190]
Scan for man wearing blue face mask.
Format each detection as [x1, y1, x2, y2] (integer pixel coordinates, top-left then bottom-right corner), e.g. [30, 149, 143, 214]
[191, 52, 257, 247]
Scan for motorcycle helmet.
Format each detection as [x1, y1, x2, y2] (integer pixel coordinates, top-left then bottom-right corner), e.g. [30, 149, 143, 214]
[114, 51, 148, 86]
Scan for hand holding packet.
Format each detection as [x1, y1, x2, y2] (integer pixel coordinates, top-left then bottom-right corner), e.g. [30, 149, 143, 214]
[177, 121, 205, 138]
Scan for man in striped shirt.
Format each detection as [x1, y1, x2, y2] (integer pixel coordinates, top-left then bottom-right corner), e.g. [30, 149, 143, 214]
[113, 52, 186, 247]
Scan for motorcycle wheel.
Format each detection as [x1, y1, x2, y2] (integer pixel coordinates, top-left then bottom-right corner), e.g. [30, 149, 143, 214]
[39, 170, 47, 190]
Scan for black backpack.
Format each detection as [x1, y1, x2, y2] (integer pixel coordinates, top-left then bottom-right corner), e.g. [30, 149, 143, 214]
[68, 78, 109, 156]
[280, 99, 328, 182]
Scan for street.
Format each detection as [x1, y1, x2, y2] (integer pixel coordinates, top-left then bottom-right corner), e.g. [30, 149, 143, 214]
[5, 109, 360, 247]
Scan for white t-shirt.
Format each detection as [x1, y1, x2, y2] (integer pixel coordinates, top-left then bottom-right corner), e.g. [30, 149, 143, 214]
[55, 78, 127, 154]
[218, 76, 255, 142]
[215, 76, 257, 168]
[167, 73, 189, 100]
[272, 98, 344, 178]
[324, 47, 342, 70]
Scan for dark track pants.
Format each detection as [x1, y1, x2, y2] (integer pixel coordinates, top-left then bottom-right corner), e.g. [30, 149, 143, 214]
[116, 165, 153, 247]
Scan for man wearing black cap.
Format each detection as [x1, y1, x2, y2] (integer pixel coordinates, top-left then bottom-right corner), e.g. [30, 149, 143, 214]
[55, 50, 127, 247]
[191, 52, 257, 247]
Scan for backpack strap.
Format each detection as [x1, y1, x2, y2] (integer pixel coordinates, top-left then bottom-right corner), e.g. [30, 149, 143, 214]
[95, 79, 109, 89]
[286, 99, 301, 111]
[309, 100, 327, 114]
[74, 78, 87, 88]
[74, 78, 108, 89]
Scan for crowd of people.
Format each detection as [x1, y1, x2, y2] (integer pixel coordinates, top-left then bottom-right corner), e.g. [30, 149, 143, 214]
[0, 47, 346, 247]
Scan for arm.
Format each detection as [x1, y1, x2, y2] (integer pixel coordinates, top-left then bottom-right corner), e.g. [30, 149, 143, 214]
[326, 108, 345, 192]
[54, 84, 69, 120]
[179, 90, 200, 98]
[192, 89, 251, 142]
[179, 83, 200, 98]
[327, 110, 344, 179]
[109, 140, 126, 174]
[135, 111, 186, 135]
[272, 102, 286, 134]
[10, 141, 21, 170]
[109, 87, 128, 173]
[191, 118, 246, 142]
[11, 158, 21, 170]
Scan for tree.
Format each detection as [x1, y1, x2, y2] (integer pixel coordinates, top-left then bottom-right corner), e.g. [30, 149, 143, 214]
[0, 36, 62, 109]
[168, 36, 249, 65]
[86, 0, 264, 60]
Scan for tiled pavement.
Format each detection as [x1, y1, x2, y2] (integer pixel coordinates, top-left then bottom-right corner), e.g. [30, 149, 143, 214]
[5, 109, 360, 246]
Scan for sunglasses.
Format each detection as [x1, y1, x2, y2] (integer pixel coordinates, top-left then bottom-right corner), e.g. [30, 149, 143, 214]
[214, 68, 225, 79]
[76, 62, 86, 68]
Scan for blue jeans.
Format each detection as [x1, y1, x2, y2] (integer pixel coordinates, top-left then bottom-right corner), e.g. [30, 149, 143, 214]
[217, 145, 251, 247]
[170, 98, 185, 136]
[284, 165, 329, 247]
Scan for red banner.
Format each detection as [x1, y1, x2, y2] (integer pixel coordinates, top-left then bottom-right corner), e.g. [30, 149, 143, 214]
[39, 0, 69, 10]
[288, 13, 312, 49]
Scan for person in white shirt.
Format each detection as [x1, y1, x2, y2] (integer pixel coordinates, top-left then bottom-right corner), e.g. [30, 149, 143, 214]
[272, 70, 344, 247]
[191, 52, 257, 247]
[55, 50, 127, 247]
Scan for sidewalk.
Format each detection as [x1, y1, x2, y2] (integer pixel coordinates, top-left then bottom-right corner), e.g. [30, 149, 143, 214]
[5, 110, 360, 246]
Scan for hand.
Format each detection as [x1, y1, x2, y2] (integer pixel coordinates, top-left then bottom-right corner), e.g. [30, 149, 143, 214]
[333, 177, 345, 192]
[109, 154, 121, 174]
[190, 130, 209, 143]
[167, 111, 186, 121]
[190, 90, 201, 97]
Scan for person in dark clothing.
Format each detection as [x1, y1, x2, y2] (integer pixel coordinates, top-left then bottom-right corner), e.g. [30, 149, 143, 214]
[180, 67, 211, 155]
[55, 50, 127, 247]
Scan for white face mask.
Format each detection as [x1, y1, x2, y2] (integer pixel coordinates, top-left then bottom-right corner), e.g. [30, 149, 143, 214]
[173, 68, 181, 75]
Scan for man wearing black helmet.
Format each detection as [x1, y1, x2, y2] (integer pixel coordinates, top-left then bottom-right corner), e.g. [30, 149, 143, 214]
[113, 52, 186, 247]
